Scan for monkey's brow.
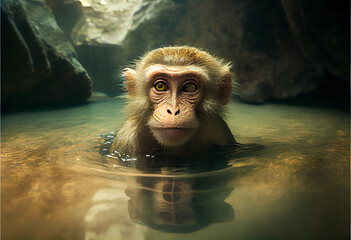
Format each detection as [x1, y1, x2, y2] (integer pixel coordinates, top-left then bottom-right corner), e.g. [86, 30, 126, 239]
[148, 72, 171, 81]
[148, 72, 204, 82]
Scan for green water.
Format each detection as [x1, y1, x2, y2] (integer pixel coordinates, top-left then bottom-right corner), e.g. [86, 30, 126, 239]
[1, 98, 349, 240]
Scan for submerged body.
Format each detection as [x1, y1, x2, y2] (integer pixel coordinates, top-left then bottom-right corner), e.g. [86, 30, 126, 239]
[111, 46, 236, 155]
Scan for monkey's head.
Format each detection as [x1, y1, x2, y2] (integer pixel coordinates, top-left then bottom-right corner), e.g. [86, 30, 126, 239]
[123, 46, 233, 147]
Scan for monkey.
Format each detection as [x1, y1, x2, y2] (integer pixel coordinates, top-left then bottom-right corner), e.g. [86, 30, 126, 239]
[111, 46, 236, 156]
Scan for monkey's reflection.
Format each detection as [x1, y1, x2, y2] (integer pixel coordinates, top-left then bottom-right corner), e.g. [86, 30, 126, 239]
[125, 172, 234, 233]
[92, 137, 259, 234]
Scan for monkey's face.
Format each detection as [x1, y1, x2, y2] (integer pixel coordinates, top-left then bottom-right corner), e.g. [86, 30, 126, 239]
[146, 65, 206, 147]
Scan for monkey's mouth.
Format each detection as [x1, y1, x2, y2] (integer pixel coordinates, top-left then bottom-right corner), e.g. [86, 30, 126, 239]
[155, 128, 189, 137]
[151, 127, 194, 145]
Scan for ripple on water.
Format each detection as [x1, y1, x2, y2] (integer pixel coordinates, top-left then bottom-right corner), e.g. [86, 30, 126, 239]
[84, 132, 261, 178]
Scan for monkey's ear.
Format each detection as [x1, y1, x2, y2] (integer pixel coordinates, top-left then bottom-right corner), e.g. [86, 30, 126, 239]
[123, 68, 137, 96]
[219, 72, 232, 105]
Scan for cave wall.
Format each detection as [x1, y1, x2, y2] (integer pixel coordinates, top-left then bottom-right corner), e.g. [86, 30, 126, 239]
[66, 0, 349, 104]
[172, 0, 325, 103]
[2, 0, 349, 112]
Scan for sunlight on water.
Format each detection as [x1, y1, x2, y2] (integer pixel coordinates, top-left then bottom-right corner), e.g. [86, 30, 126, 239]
[1, 98, 349, 240]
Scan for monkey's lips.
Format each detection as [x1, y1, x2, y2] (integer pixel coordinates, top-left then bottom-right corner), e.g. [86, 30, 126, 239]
[155, 128, 190, 138]
[151, 127, 195, 145]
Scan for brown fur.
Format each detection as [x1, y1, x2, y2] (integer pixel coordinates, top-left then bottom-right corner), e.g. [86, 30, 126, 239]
[111, 46, 236, 155]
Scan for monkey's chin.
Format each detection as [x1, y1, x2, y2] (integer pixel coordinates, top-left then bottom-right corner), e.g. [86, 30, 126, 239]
[151, 128, 195, 147]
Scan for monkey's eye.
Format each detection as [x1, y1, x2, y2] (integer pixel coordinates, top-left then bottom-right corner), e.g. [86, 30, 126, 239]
[182, 82, 198, 92]
[154, 82, 169, 91]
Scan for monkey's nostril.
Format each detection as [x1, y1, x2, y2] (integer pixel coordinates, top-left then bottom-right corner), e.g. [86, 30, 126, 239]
[175, 109, 180, 115]
[167, 109, 172, 114]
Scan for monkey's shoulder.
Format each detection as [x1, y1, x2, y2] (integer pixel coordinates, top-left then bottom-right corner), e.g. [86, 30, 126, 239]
[195, 116, 236, 147]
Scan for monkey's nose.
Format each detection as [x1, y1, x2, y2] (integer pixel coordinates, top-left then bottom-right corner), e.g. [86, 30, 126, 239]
[167, 108, 180, 116]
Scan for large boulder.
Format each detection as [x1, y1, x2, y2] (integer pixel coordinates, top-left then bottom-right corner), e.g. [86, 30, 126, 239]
[1, 0, 92, 112]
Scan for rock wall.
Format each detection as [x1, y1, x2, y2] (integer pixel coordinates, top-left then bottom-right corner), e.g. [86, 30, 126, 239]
[3, 0, 348, 110]
[63, 0, 348, 104]
[172, 0, 324, 103]
[281, 0, 349, 81]
[171, 0, 349, 103]
[2, 0, 92, 112]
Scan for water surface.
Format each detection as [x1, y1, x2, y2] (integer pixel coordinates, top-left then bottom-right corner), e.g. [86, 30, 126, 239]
[1, 98, 349, 240]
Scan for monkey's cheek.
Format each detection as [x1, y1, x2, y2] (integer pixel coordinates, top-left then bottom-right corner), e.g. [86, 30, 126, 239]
[151, 128, 195, 146]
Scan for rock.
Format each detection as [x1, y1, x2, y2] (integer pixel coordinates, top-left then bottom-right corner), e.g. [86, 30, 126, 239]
[46, 0, 83, 39]
[2, 0, 92, 112]
[281, 0, 349, 81]
[173, 0, 325, 103]
[87, 92, 109, 101]
[71, 0, 175, 46]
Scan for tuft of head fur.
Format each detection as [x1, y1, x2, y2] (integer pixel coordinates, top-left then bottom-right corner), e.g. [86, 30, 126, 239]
[136, 46, 230, 71]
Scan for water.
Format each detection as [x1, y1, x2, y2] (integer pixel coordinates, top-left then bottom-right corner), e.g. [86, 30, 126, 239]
[1, 98, 349, 240]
